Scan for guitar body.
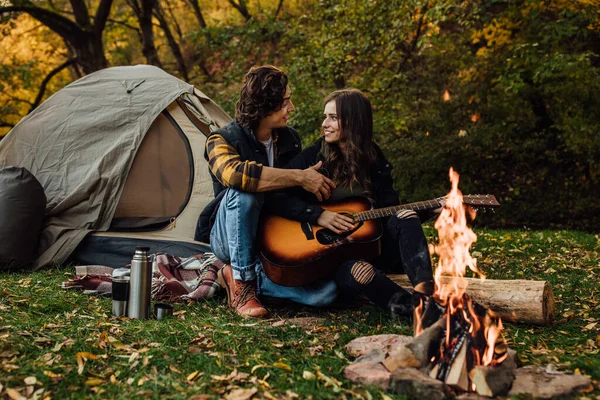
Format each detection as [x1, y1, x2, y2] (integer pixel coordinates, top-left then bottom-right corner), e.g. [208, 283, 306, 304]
[259, 197, 383, 287]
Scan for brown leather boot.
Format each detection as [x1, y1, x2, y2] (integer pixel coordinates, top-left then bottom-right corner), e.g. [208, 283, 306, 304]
[217, 264, 268, 318]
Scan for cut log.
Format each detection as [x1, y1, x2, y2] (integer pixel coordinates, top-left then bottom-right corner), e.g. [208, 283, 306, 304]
[407, 318, 445, 365]
[470, 349, 517, 397]
[388, 274, 555, 325]
[445, 342, 469, 392]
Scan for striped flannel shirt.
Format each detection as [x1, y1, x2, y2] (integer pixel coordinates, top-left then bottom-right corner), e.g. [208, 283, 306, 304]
[205, 134, 263, 192]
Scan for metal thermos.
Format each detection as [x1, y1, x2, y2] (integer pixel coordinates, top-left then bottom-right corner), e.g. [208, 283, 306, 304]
[127, 247, 152, 319]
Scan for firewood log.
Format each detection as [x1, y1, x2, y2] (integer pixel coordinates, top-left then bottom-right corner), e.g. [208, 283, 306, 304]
[469, 348, 518, 397]
[388, 274, 555, 325]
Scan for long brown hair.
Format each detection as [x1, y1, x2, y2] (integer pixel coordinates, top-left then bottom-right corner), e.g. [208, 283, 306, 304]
[235, 65, 288, 130]
[321, 89, 377, 193]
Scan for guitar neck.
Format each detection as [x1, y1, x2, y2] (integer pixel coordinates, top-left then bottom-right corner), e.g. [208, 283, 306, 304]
[354, 199, 443, 222]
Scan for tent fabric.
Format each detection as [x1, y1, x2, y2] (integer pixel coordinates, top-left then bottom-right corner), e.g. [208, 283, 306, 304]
[0, 166, 46, 271]
[0, 65, 231, 269]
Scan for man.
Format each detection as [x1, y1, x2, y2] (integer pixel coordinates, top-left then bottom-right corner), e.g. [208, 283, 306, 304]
[201, 65, 335, 318]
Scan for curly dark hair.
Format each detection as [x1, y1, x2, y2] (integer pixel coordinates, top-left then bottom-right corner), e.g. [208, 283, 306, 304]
[235, 65, 289, 130]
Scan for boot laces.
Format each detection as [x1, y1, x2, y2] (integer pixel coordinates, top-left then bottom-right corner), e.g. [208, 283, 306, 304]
[233, 281, 258, 308]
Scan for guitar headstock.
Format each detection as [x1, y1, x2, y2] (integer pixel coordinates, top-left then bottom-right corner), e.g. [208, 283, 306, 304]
[462, 194, 501, 209]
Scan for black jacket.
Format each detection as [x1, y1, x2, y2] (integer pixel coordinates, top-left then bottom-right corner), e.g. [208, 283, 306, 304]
[266, 139, 399, 216]
[271, 139, 437, 223]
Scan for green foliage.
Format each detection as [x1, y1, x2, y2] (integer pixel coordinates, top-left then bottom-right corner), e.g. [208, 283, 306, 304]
[2, 0, 600, 230]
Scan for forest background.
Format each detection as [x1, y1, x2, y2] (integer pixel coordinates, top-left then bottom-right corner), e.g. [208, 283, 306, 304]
[1, 0, 599, 231]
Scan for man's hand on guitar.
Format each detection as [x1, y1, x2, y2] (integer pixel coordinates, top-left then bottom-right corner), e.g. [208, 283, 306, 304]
[317, 210, 355, 234]
[299, 161, 336, 202]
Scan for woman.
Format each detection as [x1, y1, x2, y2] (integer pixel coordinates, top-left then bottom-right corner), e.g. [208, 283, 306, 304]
[257, 89, 435, 316]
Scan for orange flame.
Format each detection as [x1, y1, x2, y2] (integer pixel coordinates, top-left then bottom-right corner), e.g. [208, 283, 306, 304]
[443, 90, 451, 101]
[425, 168, 504, 372]
[431, 168, 483, 304]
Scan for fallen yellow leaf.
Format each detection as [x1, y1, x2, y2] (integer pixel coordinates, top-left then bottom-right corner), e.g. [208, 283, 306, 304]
[273, 362, 292, 371]
[5, 388, 24, 400]
[23, 376, 37, 385]
[302, 371, 315, 380]
[85, 378, 105, 386]
[224, 387, 257, 400]
[583, 322, 598, 331]
[262, 391, 277, 400]
[187, 370, 201, 382]
[251, 364, 264, 373]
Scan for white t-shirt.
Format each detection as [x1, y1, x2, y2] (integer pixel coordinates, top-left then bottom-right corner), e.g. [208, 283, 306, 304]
[260, 136, 274, 167]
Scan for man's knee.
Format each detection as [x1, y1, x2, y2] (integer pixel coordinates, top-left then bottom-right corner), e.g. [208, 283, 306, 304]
[225, 189, 264, 212]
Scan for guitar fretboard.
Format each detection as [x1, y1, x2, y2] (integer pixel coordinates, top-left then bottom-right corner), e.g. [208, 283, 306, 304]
[353, 199, 443, 222]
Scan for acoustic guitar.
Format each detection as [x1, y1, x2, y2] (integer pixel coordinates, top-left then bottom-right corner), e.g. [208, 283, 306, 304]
[258, 195, 500, 287]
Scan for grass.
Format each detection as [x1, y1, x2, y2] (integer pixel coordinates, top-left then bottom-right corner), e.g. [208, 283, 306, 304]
[0, 227, 599, 399]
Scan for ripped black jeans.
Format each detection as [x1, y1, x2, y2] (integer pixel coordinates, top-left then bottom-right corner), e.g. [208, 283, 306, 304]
[334, 214, 434, 313]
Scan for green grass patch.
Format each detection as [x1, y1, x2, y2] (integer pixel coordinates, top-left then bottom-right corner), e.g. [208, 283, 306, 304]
[1, 228, 599, 399]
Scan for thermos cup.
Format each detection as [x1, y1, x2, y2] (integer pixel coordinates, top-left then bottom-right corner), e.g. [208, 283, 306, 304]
[111, 275, 130, 317]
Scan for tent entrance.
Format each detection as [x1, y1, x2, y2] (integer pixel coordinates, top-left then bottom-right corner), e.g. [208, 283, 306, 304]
[110, 110, 193, 231]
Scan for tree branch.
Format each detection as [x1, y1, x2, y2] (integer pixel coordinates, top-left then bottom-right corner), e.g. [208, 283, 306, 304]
[93, 0, 114, 34]
[0, 3, 83, 40]
[29, 58, 78, 113]
[106, 17, 140, 34]
[386, 2, 430, 90]
[68, 0, 90, 29]
[163, 0, 184, 40]
[274, 0, 284, 19]
[184, 0, 206, 28]
[227, 0, 251, 21]
[154, 3, 187, 80]
[395, 2, 429, 74]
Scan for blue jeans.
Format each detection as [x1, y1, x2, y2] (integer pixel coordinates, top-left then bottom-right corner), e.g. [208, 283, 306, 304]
[210, 189, 264, 281]
[210, 188, 339, 306]
[255, 261, 339, 307]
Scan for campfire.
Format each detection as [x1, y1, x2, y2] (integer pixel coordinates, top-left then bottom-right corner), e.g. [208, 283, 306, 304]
[412, 168, 510, 394]
[382, 168, 517, 397]
[342, 169, 591, 398]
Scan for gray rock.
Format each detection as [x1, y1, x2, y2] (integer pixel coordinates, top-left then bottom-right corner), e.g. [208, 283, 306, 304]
[390, 367, 453, 400]
[508, 366, 593, 399]
[345, 334, 413, 358]
[344, 361, 391, 390]
[354, 347, 386, 364]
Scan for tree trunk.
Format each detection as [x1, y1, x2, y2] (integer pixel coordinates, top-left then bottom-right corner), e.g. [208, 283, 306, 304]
[388, 274, 555, 325]
[0, 0, 114, 74]
[126, 0, 162, 67]
[154, 2, 189, 81]
[185, 0, 207, 28]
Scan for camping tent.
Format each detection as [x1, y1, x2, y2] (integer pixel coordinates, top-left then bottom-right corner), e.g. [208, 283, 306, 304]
[0, 65, 231, 268]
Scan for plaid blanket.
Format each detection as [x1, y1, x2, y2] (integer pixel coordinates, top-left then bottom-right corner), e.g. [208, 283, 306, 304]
[62, 252, 225, 303]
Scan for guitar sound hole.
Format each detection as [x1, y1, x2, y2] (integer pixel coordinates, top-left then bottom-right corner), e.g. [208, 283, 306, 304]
[315, 220, 363, 245]
[316, 229, 347, 245]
